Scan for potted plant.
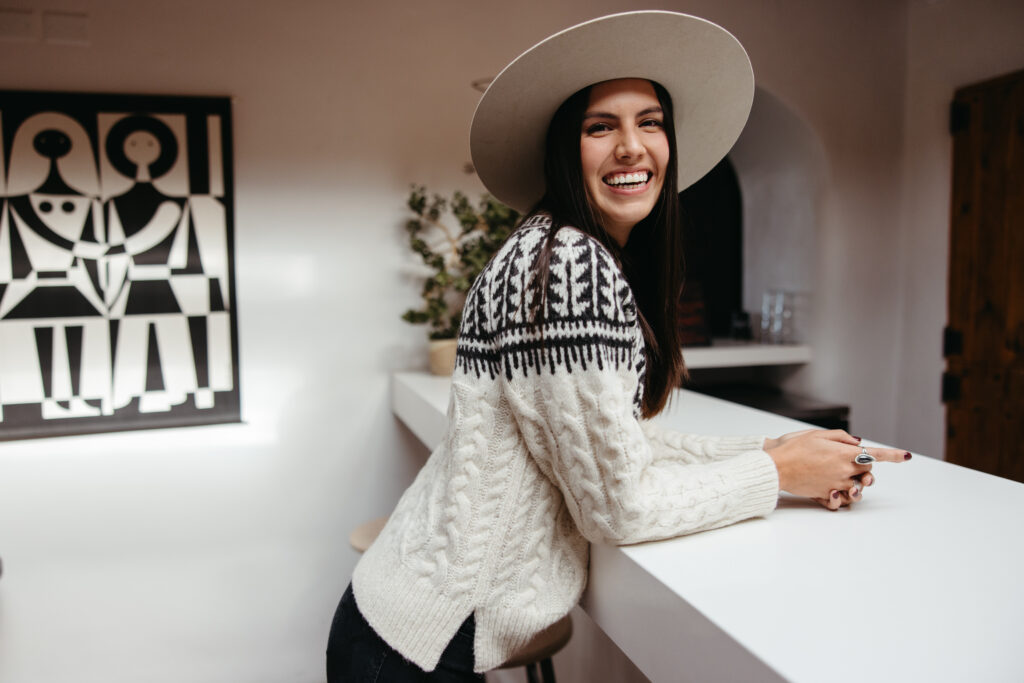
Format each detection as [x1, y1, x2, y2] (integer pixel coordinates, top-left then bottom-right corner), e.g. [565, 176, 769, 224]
[401, 186, 519, 375]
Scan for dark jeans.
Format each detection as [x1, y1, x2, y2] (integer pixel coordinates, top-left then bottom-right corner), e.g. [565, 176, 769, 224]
[326, 584, 484, 682]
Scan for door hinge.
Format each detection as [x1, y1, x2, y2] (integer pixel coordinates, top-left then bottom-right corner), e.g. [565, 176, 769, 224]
[941, 372, 961, 402]
[943, 327, 963, 356]
[950, 100, 970, 134]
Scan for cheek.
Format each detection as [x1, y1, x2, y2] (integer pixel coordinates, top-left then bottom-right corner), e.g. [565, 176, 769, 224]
[579, 140, 602, 181]
[652, 136, 670, 173]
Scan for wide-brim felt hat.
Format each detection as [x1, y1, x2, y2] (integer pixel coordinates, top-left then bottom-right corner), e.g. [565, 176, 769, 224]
[470, 10, 755, 213]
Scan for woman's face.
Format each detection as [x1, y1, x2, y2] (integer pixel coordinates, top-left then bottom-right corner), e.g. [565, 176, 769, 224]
[580, 78, 670, 245]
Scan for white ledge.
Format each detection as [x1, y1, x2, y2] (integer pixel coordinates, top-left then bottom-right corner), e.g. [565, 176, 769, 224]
[683, 340, 811, 368]
[391, 371, 1024, 682]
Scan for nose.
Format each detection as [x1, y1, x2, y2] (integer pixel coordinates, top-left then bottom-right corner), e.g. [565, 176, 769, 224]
[615, 128, 645, 161]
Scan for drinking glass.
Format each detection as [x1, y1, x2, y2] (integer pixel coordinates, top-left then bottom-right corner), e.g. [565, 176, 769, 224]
[760, 290, 794, 344]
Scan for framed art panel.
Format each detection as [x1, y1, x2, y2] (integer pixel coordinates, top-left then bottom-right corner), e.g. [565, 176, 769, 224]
[0, 91, 241, 440]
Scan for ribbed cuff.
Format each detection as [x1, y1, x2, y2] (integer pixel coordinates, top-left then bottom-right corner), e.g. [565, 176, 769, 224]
[720, 449, 781, 519]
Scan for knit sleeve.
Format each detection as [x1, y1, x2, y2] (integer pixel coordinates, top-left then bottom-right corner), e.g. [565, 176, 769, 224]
[640, 419, 768, 464]
[500, 229, 779, 545]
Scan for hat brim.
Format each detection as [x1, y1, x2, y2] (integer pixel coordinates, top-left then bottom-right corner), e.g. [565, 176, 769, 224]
[470, 11, 754, 213]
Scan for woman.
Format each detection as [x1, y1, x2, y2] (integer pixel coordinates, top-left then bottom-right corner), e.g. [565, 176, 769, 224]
[327, 11, 910, 681]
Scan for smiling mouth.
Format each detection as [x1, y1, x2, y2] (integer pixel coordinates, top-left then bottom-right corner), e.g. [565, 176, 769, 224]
[603, 171, 652, 189]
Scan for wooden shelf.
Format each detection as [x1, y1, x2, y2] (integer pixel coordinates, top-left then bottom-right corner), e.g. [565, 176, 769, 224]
[683, 340, 811, 368]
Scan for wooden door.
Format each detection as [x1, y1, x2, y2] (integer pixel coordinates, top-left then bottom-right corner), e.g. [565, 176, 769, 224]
[945, 68, 1024, 482]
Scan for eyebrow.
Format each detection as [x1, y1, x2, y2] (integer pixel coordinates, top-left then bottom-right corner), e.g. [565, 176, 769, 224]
[583, 106, 664, 121]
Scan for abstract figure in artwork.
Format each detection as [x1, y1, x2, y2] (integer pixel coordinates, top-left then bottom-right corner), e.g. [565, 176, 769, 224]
[0, 113, 109, 419]
[102, 114, 230, 413]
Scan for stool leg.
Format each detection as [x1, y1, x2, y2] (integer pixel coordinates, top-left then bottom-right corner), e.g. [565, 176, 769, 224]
[540, 657, 556, 683]
[524, 661, 541, 683]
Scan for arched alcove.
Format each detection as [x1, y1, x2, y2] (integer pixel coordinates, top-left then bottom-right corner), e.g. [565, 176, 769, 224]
[729, 87, 828, 342]
[678, 157, 743, 339]
[678, 88, 826, 343]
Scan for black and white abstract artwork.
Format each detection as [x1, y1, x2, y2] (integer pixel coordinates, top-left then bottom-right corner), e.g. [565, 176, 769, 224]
[0, 92, 240, 441]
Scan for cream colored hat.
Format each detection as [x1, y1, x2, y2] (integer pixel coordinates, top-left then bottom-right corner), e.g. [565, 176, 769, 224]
[470, 10, 754, 213]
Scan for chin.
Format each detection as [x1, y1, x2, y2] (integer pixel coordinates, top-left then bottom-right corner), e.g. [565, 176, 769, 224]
[612, 206, 655, 226]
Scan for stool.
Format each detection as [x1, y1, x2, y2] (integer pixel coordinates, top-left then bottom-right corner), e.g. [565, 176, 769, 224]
[349, 516, 572, 683]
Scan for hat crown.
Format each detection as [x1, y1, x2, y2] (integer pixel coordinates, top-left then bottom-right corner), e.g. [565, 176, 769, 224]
[470, 11, 754, 213]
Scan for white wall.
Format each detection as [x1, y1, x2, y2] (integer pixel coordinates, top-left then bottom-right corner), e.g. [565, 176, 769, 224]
[732, 88, 828, 346]
[894, 0, 1024, 458]
[0, 0, 1004, 681]
[0, 2, 456, 681]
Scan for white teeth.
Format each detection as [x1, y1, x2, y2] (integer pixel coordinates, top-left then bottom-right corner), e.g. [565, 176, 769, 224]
[605, 171, 649, 186]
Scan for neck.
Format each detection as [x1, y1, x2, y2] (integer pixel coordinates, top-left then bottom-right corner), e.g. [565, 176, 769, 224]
[603, 221, 635, 247]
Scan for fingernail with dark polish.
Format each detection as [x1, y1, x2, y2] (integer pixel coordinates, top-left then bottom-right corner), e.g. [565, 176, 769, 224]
[904, 452, 912, 460]
[853, 436, 862, 442]
[831, 491, 840, 499]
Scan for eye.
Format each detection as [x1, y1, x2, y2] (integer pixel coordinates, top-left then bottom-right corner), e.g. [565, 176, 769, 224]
[639, 118, 664, 129]
[584, 122, 613, 135]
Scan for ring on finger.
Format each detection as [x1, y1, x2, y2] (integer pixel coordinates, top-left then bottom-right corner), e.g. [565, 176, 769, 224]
[854, 446, 877, 465]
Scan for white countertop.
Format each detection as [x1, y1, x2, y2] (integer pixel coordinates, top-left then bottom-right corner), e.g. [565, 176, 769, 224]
[391, 372, 1024, 683]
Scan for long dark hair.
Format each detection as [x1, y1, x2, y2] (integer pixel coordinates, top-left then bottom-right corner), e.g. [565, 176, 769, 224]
[526, 80, 687, 417]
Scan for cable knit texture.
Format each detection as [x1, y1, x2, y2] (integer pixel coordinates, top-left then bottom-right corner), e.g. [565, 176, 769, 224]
[352, 215, 780, 672]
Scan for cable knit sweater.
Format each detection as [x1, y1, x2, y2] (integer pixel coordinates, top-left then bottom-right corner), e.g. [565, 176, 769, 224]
[353, 214, 780, 672]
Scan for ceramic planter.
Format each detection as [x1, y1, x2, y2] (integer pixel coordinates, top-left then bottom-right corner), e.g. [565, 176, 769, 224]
[428, 339, 458, 376]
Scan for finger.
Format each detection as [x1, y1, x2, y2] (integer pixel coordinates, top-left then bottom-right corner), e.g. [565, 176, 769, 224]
[850, 445, 874, 473]
[812, 492, 839, 511]
[857, 471, 875, 487]
[841, 444, 875, 480]
[858, 446, 913, 463]
[820, 429, 860, 446]
[848, 484, 862, 502]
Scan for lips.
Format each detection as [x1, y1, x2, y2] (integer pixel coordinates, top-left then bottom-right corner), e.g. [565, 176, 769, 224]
[603, 170, 652, 188]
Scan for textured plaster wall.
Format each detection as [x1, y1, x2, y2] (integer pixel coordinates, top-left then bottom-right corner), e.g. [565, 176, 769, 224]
[894, 0, 1024, 458]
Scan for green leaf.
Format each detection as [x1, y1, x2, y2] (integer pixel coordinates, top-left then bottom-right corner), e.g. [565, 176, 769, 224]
[407, 185, 427, 215]
[401, 186, 519, 339]
[402, 309, 429, 324]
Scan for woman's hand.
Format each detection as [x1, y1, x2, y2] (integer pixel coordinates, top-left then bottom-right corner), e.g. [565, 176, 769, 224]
[810, 470, 874, 511]
[763, 429, 817, 452]
[763, 429, 910, 509]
